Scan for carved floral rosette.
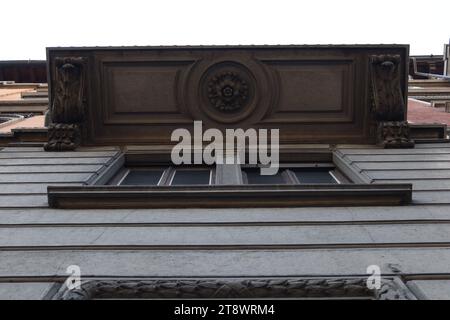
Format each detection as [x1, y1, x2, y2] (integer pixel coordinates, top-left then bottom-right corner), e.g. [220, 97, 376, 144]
[207, 71, 249, 112]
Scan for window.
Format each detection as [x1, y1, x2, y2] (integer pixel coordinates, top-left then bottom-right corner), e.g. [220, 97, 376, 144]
[108, 164, 346, 186]
[47, 151, 412, 209]
[170, 168, 213, 186]
[292, 168, 338, 184]
[242, 168, 286, 185]
[108, 166, 214, 186]
[120, 169, 165, 186]
[241, 164, 344, 185]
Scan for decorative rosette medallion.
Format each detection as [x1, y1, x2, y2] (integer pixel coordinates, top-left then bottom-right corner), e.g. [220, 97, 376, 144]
[207, 71, 249, 112]
[199, 61, 257, 123]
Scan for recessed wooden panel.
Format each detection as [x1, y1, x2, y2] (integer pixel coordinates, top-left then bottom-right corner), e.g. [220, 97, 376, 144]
[106, 64, 179, 114]
[259, 59, 354, 124]
[46, 45, 409, 145]
[100, 60, 195, 125]
[273, 62, 347, 112]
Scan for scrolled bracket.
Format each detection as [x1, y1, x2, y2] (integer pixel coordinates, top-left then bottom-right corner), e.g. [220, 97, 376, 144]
[44, 56, 87, 151]
[370, 54, 414, 148]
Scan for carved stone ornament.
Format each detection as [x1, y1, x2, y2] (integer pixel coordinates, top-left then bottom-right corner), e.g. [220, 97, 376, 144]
[370, 54, 405, 121]
[45, 123, 81, 151]
[378, 121, 414, 148]
[207, 71, 249, 112]
[44, 57, 86, 151]
[370, 55, 414, 148]
[55, 277, 416, 300]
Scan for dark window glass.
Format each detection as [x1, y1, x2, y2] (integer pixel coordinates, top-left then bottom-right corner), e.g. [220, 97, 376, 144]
[243, 168, 286, 185]
[171, 170, 211, 185]
[293, 168, 337, 184]
[121, 170, 164, 185]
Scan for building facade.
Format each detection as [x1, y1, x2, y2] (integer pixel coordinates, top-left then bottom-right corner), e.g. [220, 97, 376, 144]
[0, 45, 450, 300]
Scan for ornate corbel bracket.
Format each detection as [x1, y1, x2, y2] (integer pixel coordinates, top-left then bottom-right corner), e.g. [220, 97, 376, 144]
[44, 57, 87, 151]
[45, 123, 82, 151]
[370, 54, 414, 148]
[378, 121, 415, 149]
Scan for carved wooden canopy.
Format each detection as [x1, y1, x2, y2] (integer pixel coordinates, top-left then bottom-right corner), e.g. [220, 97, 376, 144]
[45, 45, 411, 150]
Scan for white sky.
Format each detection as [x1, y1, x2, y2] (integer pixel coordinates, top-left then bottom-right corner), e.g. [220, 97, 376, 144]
[1, 0, 449, 60]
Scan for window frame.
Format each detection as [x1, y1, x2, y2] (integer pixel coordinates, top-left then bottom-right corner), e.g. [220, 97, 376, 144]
[109, 166, 215, 186]
[240, 163, 348, 185]
[47, 149, 413, 209]
[106, 161, 348, 187]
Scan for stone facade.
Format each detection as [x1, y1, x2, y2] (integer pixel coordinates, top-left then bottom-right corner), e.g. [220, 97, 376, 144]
[1, 144, 450, 299]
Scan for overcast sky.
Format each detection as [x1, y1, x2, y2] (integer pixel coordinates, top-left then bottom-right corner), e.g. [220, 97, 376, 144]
[1, 0, 449, 60]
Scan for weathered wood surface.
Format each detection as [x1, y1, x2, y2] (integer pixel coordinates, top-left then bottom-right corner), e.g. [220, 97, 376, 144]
[2, 223, 450, 247]
[0, 195, 49, 208]
[340, 148, 450, 155]
[412, 191, 450, 204]
[356, 162, 450, 170]
[0, 183, 81, 195]
[0, 158, 112, 166]
[0, 205, 448, 225]
[0, 173, 93, 183]
[344, 154, 450, 162]
[368, 170, 450, 179]
[407, 280, 450, 300]
[0, 283, 54, 300]
[2, 248, 450, 277]
[338, 143, 450, 198]
[384, 180, 450, 191]
[47, 45, 409, 146]
[0, 165, 103, 173]
[0, 148, 114, 209]
[1, 145, 450, 299]
[0, 151, 118, 159]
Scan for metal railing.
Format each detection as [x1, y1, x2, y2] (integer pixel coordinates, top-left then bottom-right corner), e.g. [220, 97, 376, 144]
[412, 57, 450, 80]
